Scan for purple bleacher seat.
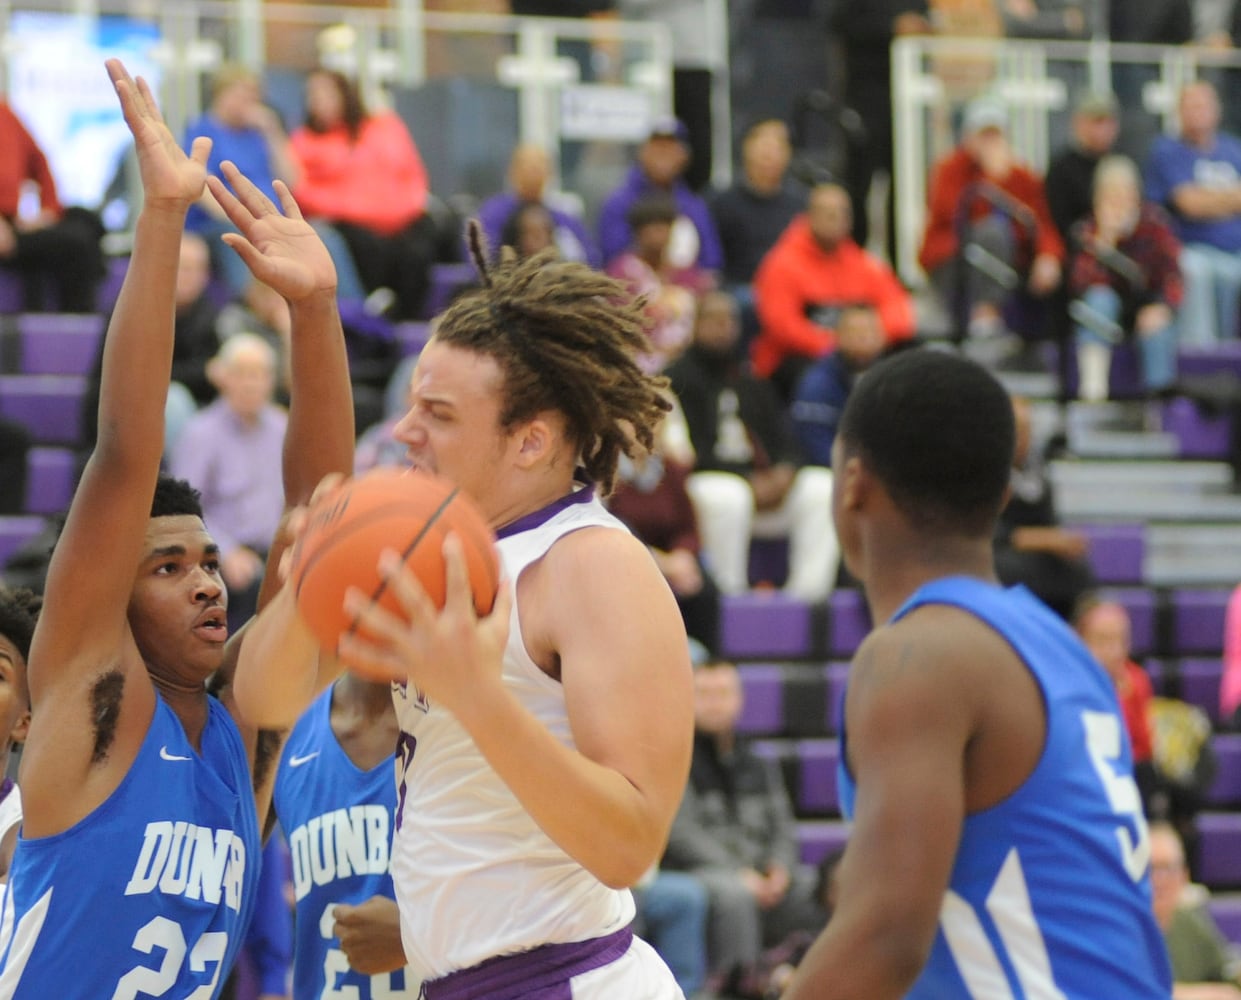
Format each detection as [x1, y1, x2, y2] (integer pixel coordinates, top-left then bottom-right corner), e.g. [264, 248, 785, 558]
[1208, 735, 1241, 808]
[797, 739, 840, 815]
[424, 262, 478, 319]
[0, 271, 23, 314]
[1198, 812, 1241, 888]
[736, 664, 785, 736]
[1068, 522, 1144, 586]
[1100, 587, 1155, 657]
[0, 375, 87, 446]
[1172, 589, 1231, 656]
[829, 589, 870, 657]
[1165, 396, 1231, 460]
[720, 593, 813, 659]
[18, 313, 106, 376]
[1178, 343, 1241, 381]
[1177, 657, 1223, 723]
[797, 820, 850, 867]
[0, 515, 45, 568]
[1209, 894, 1241, 946]
[25, 447, 77, 515]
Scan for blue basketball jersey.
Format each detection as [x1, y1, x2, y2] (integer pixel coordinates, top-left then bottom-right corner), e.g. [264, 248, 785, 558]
[0, 694, 260, 998]
[838, 577, 1173, 999]
[275, 687, 419, 1000]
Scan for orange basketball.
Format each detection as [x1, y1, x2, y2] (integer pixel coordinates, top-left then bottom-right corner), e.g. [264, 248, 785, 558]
[289, 467, 500, 652]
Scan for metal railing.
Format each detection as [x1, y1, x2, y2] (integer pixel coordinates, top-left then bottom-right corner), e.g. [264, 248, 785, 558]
[0, 0, 676, 224]
[892, 35, 1241, 285]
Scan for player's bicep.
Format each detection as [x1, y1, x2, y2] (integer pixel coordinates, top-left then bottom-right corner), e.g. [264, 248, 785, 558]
[836, 629, 974, 957]
[31, 456, 154, 698]
[555, 531, 694, 825]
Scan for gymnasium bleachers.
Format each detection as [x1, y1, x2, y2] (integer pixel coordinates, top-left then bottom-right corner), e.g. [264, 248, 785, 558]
[4, 275, 1241, 939]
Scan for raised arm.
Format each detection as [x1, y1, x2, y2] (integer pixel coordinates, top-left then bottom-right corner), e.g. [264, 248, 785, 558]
[20, 60, 209, 832]
[204, 161, 354, 809]
[28, 61, 208, 709]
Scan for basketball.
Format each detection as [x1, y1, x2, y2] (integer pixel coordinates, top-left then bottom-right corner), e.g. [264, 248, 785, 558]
[289, 467, 500, 652]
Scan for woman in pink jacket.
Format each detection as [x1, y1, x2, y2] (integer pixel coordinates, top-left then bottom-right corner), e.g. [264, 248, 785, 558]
[291, 69, 437, 319]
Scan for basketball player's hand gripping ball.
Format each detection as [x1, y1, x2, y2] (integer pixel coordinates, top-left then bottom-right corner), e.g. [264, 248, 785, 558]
[289, 468, 501, 656]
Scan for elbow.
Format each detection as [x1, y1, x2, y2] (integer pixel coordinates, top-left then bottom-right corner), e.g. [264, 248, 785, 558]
[595, 845, 660, 891]
[592, 829, 667, 890]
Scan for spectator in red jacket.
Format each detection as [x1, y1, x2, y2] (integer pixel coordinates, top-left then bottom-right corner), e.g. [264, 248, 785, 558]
[0, 99, 103, 313]
[290, 70, 436, 320]
[918, 95, 1064, 343]
[751, 183, 915, 401]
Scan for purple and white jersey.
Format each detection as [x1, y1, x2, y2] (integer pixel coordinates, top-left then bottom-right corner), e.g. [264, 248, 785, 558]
[390, 486, 636, 981]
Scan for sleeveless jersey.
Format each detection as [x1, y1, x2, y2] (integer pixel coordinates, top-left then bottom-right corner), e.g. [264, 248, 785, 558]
[838, 577, 1173, 999]
[0, 694, 260, 999]
[274, 686, 419, 999]
[390, 486, 636, 981]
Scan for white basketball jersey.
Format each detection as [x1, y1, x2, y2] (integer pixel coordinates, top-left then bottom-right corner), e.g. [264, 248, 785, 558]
[390, 488, 636, 981]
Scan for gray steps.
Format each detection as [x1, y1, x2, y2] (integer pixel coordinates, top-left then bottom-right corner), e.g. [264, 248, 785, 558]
[1144, 523, 1241, 587]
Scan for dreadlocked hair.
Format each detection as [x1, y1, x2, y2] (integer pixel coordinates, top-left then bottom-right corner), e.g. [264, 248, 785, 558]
[438, 220, 673, 497]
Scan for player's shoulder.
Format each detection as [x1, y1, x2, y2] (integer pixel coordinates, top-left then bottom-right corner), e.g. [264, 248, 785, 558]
[853, 604, 1015, 692]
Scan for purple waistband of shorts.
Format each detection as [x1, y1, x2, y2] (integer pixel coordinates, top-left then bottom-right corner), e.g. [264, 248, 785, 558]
[422, 927, 633, 1000]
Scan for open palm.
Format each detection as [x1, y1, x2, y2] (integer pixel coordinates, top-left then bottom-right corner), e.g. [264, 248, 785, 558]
[106, 59, 208, 210]
[207, 166, 337, 302]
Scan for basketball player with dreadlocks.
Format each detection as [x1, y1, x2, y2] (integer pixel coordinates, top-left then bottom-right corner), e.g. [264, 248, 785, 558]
[235, 231, 695, 997]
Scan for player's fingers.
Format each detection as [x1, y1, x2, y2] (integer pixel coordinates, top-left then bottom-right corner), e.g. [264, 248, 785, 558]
[310, 472, 347, 507]
[134, 74, 164, 123]
[206, 174, 245, 221]
[220, 160, 280, 218]
[107, 62, 142, 130]
[440, 534, 474, 618]
[336, 632, 409, 684]
[377, 549, 437, 623]
[486, 576, 514, 626]
[188, 136, 213, 170]
[219, 232, 270, 277]
[272, 179, 305, 221]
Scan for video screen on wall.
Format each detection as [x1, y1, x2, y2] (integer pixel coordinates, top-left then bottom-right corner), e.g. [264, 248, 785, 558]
[7, 11, 163, 215]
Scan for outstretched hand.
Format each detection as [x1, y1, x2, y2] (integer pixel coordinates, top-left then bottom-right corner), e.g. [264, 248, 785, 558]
[207, 162, 337, 302]
[106, 58, 208, 212]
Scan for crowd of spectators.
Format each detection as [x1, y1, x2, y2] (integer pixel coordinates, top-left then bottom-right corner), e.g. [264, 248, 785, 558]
[10, 7, 1241, 996]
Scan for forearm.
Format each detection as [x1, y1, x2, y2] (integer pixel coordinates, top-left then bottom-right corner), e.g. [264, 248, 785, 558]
[284, 290, 353, 505]
[783, 913, 925, 1000]
[458, 682, 671, 888]
[234, 586, 341, 729]
[1010, 525, 1066, 552]
[96, 205, 186, 462]
[1174, 185, 1241, 221]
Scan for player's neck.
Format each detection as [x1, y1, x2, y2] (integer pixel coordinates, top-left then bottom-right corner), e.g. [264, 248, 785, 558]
[153, 676, 211, 751]
[490, 469, 584, 535]
[334, 674, 394, 719]
[861, 537, 997, 625]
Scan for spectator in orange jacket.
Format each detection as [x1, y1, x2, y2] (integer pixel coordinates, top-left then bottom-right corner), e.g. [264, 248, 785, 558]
[751, 183, 915, 401]
[290, 70, 437, 320]
[918, 95, 1064, 343]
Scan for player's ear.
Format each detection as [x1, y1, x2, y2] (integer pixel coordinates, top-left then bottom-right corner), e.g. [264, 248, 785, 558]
[9, 706, 30, 749]
[513, 416, 553, 468]
[836, 454, 868, 512]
